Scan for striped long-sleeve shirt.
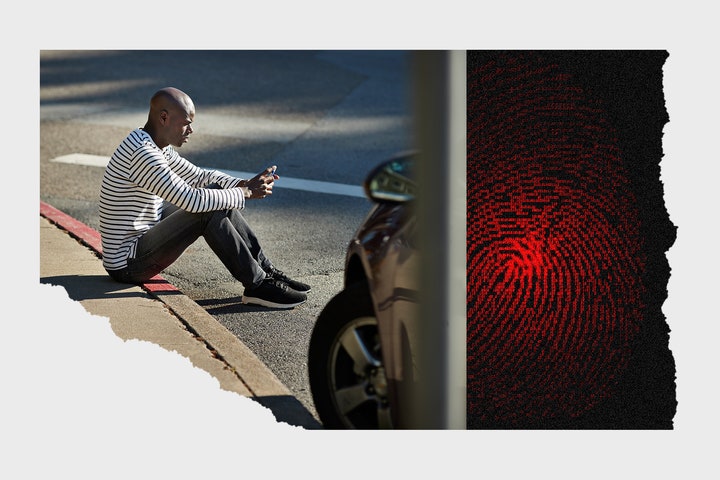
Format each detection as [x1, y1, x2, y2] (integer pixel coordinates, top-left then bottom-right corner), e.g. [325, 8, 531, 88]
[99, 128, 247, 271]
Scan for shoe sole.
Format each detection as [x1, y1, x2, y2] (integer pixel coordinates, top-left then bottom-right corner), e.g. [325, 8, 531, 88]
[241, 295, 307, 309]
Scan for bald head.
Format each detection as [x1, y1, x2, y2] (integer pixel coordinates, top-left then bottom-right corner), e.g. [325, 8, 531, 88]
[149, 87, 194, 116]
[143, 87, 195, 148]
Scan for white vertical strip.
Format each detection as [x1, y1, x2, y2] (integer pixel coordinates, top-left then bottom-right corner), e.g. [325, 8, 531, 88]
[409, 50, 467, 429]
[446, 50, 467, 430]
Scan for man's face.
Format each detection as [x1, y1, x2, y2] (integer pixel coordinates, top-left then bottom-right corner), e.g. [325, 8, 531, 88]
[164, 106, 195, 148]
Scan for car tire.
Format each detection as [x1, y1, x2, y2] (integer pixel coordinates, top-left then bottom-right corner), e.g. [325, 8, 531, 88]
[308, 282, 393, 429]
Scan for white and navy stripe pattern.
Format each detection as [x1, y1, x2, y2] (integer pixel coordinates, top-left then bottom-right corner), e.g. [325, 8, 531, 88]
[99, 128, 246, 271]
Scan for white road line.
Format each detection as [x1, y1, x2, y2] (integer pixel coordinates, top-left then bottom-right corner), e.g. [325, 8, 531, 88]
[52, 153, 109, 168]
[50, 153, 366, 198]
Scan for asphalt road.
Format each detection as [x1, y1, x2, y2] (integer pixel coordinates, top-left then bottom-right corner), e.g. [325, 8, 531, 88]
[39, 50, 414, 421]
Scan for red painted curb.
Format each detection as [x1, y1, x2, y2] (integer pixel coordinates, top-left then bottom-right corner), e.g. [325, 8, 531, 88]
[40, 201, 179, 293]
[40, 201, 103, 253]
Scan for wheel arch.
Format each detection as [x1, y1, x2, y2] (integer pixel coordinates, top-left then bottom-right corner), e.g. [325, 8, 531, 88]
[344, 251, 369, 288]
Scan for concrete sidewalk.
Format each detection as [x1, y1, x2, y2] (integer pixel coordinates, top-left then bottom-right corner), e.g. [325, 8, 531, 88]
[39, 201, 321, 429]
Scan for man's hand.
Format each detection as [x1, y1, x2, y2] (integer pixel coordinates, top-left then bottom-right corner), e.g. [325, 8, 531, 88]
[245, 165, 278, 199]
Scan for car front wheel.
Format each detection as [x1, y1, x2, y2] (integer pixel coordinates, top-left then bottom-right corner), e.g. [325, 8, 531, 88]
[308, 282, 393, 429]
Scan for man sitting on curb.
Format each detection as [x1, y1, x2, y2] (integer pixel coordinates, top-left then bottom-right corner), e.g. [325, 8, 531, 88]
[99, 86, 310, 309]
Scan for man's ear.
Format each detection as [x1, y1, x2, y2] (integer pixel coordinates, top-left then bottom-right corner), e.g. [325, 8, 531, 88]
[159, 109, 169, 125]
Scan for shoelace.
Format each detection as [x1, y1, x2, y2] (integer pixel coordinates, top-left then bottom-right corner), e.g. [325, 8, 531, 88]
[267, 278, 288, 290]
[267, 268, 288, 281]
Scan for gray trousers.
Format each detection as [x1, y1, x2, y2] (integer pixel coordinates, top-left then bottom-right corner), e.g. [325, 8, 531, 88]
[107, 201, 271, 289]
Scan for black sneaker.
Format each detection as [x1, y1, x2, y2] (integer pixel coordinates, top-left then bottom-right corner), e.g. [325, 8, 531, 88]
[265, 266, 311, 293]
[242, 278, 307, 309]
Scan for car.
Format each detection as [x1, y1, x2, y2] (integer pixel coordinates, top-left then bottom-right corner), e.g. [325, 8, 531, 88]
[308, 152, 418, 429]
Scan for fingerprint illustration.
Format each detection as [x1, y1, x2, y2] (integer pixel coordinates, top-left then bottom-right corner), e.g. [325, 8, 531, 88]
[467, 53, 649, 427]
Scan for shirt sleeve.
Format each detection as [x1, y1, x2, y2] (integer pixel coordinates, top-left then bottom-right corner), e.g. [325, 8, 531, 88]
[167, 148, 245, 189]
[128, 143, 246, 212]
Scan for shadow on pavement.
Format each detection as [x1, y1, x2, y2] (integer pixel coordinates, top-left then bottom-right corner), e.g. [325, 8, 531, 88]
[40, 274, 150, 302]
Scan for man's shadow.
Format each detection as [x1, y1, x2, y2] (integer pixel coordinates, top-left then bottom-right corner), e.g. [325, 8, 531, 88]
[40, 274, 151, 301]
[196, 296, 292, 314]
